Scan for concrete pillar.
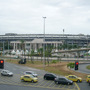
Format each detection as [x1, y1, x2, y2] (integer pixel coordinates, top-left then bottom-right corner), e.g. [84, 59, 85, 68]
[19, 43, 21, 50]
[30, 43, 32, 53]
[14, 43, 15, 50]
[25, 43, 26, 50]
[56, 43, 58, 48]
[46, 43, 47, 50]
[16, 43, 17, 51]
[34, 43, 37, 52]
[39, 43, 42, 48]
[54, 43, 56, 49]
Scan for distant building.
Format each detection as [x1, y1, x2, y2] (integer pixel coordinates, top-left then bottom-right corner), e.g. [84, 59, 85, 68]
[0, 33, 90, 51]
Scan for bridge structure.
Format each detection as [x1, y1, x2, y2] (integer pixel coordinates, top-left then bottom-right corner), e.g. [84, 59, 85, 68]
[53, 48, 90, 53]
[51, 48, 90, 59]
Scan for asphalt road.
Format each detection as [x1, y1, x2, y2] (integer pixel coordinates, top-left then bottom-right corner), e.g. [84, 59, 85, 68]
[78, 64, 90, 74]
[0, 84, 54, 90]
[0, 62, 90, 90]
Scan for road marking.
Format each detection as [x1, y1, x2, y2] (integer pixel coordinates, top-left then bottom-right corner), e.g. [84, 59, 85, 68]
[74, 82, 80, 90]
[0, 81, 79, 90]
[46, 81, 54, 87]
[41, 80, 51, 87]
[0, 74, 79, 90]
[37, 80, 47, 86]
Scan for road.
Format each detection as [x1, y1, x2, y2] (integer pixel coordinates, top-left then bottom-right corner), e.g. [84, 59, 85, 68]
[78, 64, 90, 74]
[0, 62, 90, 90]
[71, 63, 90, 74]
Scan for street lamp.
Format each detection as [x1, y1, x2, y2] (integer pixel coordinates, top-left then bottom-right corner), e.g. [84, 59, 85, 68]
[43, 17, 46, 70]
[63, 29, 64, 50]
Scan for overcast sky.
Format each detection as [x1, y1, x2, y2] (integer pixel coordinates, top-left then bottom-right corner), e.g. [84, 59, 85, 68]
[0, 0, 90, 35]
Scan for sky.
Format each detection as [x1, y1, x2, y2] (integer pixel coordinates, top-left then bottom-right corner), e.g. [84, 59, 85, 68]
[0, 0, 90, 35]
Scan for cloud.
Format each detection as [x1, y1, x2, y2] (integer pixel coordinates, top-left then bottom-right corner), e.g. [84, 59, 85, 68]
[0, 0, 90, 35]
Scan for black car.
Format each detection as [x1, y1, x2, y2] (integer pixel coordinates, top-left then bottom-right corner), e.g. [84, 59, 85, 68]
[54, 77, 73, 85]
[44, 73, 57, 80]
[18, 58, 26, 64]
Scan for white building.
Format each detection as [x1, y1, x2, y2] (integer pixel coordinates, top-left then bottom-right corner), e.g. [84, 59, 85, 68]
[10, 38, 63, 52]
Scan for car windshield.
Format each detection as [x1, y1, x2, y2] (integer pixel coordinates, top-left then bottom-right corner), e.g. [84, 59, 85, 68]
[52, 74, 57, 77]
[6, 70, 11, 73]
[26, 71, 35, 74]
[31, 72, 36, 74]
[74, 76, 77, 78]
[65, 78, 69, 80]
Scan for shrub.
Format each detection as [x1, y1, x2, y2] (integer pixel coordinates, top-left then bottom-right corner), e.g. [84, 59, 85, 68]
[51, 60, 57, 63]
[67, 63, 75, 68]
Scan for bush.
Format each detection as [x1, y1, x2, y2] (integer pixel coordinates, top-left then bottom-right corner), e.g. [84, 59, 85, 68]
[67, 63, 74, 68]
[86, 65, 90, 70]
[51, 60, 57, 63]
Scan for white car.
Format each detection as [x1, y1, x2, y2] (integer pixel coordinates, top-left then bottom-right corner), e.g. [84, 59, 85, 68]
[1, 70, 13, 76]
[24, 71, 38, 77]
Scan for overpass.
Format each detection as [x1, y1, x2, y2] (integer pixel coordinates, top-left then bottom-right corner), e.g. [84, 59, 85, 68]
[52, 48, 90, 53]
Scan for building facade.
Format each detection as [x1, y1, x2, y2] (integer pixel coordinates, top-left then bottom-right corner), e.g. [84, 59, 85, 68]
[0, 33, 90, 52]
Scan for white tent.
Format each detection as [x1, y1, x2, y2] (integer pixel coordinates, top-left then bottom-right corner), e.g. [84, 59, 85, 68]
[16, 50, 21, 55]
[11, 50, 16, 55]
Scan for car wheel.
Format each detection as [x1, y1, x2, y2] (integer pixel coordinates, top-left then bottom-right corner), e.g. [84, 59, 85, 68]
[44, 77, 47, 80]
[67, 82, 70, 85]
[77, 80, 80, 83]
[31, 80, 34, 83]
[55, 81, 59, 84]
[1, 73, 3, 76]
[21, 79, 24, 82]
[89, 83, 90, 86]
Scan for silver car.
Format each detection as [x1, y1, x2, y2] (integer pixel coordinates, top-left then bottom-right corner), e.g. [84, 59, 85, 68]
[1, 70, 13, 76]
[24, 71, 38, 77]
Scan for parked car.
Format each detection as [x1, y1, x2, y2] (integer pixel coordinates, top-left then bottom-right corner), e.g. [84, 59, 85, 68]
[24, 71, 38, 77]
[18, 58, 26, 64]
[44, 73, 57, 80]
[1, 70, 13, 76]
[86, 75, 90, 82]
[65, 75, 82, 82]
[54, 77, 73, 85]
[20, 75, 38, 83]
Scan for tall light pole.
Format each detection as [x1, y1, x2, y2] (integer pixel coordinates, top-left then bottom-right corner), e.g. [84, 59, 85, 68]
[43, 17, 46, 70]
[87, 35, 88, 60]
[63, 29, 64, 50]
[3, 41, 5, 56]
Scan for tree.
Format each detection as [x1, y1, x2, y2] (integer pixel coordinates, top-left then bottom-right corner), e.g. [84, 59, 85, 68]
[30, 49, 34, 64]
[20, 40, 25, 57]
[37, 48, 43, 62]
[45, 45, 52, 66]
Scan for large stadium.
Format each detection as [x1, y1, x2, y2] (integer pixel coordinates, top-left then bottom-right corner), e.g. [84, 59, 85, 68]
[0, 33, 90, 51]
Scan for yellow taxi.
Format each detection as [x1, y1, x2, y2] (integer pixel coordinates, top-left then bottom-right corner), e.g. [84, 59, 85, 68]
[65, 75, 82, 82]
[20, 75, 38, 83]
[86, 75, 90, 82]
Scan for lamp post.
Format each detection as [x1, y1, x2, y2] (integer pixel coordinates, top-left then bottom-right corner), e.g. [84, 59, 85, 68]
[87, 35, 88, 60]
[3, 41, 5, 56]
[63, 29, 64, 50]
[43, 17, 46, 70]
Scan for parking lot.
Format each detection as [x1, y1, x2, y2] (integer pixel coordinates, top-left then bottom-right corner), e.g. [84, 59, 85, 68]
[0, 74, 80, 90]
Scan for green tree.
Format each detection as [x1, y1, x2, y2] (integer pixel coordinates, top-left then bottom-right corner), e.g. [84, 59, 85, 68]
[20, 40, 25, 57]
[30, 49, 34, 64]
[37, 48, 43, 62]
